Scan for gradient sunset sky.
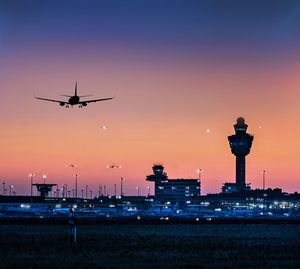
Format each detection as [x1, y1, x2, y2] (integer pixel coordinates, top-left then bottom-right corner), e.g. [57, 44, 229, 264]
[1, 0, 300, 195]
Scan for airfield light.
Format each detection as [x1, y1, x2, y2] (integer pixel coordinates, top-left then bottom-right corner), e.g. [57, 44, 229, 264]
[147, 186, 151, 196]
[42, 174, 47, 184]
[66, 164, 78, 199]
[262, 170, 267, 190]
[29, 173, 34, 202]
[9, 185, 14, 196]
[196, 168, 202, 181]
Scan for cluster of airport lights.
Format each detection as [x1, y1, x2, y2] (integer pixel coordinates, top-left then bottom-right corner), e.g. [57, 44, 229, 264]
[2, 183, 15, 196]
[2, 168, 267, 197]
[24, 164, 151, 198]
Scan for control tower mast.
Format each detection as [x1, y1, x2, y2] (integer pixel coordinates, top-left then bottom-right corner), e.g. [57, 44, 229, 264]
[228, 117, 254, 191]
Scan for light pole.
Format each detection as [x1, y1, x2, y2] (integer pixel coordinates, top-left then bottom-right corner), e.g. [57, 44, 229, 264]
[98, 185, 101, 197]
[72, 189, 75, 198]
[2, 182, 5, 196]
[262, 170, 266, 190]
[42, 174, 47, 184]
[85, 185, 88, 199]
[81, 189, 84, 198]
[89, 190, 93, 199]
[9, 185, 13, 196]
[29, 173, 34, 202]
[120, 177, 124, 197]
[104, 185, 106, 196]
[196, 168, 202, 181]
[196, 168, 202, 195]
[114, 184, 117, 197]
[74, 174, 78, 199]
[67, 164, 78, 199]
[147, 186, 151, 197]
[136, 186, 139, 196]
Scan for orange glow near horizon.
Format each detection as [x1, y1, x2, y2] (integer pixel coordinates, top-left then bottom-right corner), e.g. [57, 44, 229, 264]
[1, 51, 300, 196]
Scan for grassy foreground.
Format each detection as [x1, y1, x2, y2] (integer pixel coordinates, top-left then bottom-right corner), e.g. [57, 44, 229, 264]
[0, 223, 299, 269]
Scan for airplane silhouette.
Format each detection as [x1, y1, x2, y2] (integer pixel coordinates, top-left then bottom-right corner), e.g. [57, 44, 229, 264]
[106, 164, 122, 169]
[35, 82, 114, 108]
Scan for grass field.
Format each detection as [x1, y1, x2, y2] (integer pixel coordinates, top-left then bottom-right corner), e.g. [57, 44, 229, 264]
[0, 223, 299, 269]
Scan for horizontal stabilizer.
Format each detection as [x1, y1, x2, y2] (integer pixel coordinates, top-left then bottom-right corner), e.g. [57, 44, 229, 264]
[61, 94, 72, 97]
[79, 95, 93, 98]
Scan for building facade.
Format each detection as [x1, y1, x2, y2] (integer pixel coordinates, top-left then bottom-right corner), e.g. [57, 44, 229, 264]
[146, 164, 200, 201]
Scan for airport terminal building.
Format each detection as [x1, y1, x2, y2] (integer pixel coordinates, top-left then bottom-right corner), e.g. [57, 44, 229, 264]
[146, 164, 200, 201]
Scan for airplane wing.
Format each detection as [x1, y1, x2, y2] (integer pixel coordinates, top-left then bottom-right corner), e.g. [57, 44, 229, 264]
[35, 96, 68, 104]
[79, 96, 114, 104]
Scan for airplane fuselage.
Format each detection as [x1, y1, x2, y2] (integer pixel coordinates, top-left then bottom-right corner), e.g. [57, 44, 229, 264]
[69, 95, 80, 105]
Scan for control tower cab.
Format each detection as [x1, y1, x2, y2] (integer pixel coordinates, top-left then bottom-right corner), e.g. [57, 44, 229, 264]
[146, 164, 168, 182]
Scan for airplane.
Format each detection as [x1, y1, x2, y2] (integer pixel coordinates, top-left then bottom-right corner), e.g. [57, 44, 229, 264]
[106, 164, 122, 169]
[35, 82, 114, 108]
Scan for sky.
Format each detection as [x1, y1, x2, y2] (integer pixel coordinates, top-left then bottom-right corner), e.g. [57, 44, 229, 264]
[0, 0, 300, 196]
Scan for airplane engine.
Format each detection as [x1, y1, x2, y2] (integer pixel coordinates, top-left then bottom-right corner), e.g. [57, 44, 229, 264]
[81, 102, 87, 106]
[59, 102, 65, 106]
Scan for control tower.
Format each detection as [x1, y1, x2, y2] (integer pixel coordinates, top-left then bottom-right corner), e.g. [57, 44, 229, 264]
[228, 117, 254, 191]
[146, 164, 168, 182]
[33, 183, 57, 198]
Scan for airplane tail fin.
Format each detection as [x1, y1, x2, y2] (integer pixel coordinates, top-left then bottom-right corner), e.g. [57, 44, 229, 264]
[75, 81, 78, 96]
